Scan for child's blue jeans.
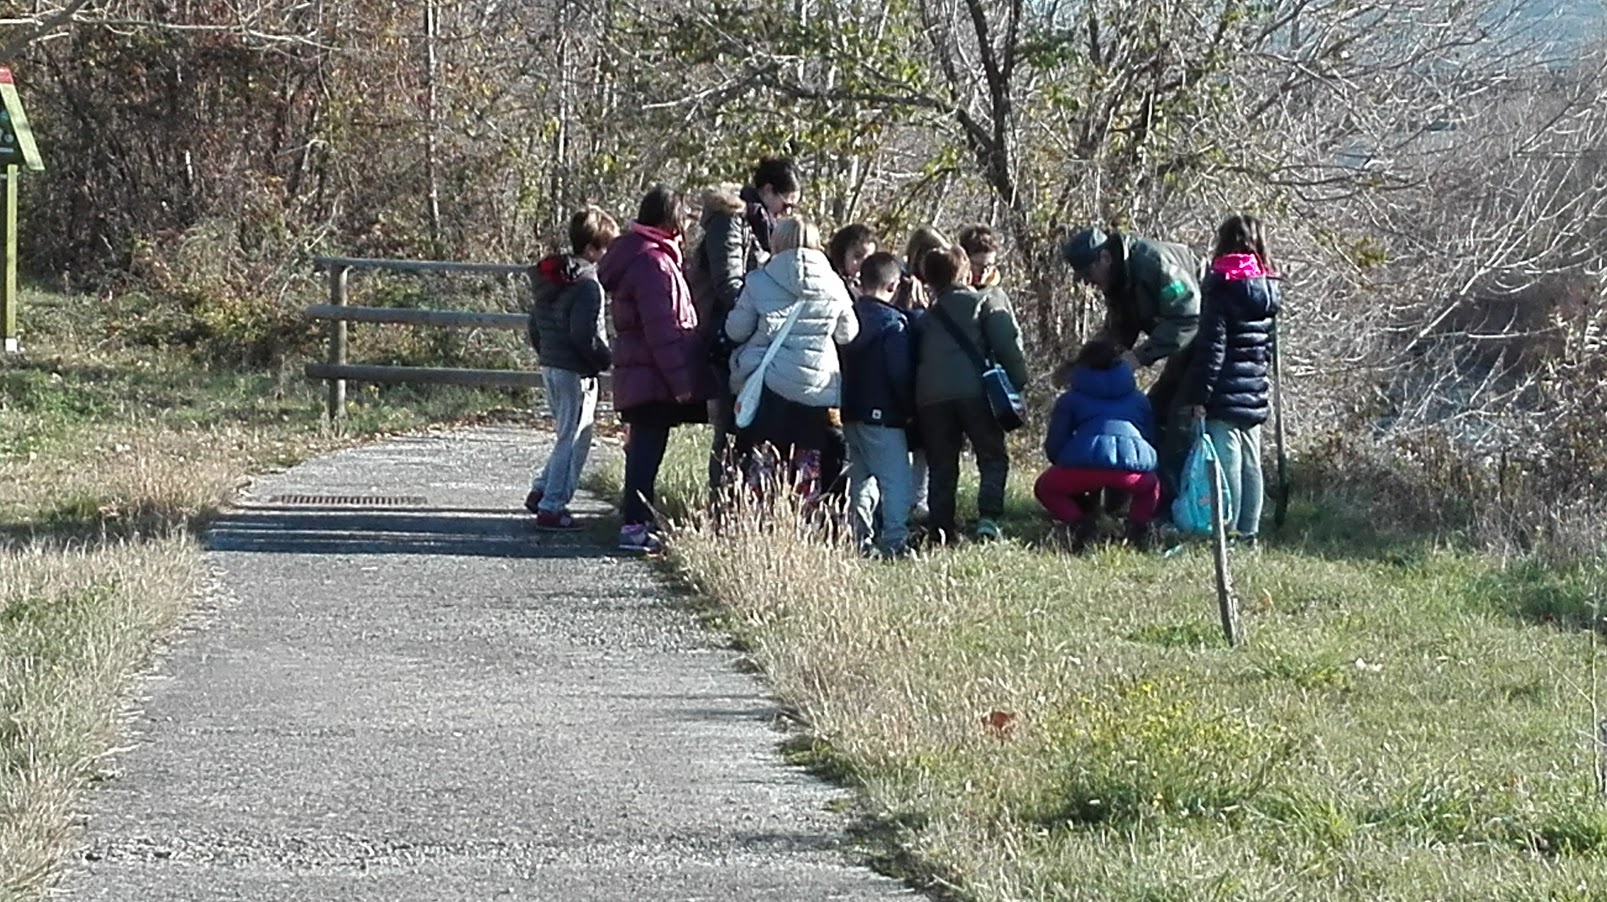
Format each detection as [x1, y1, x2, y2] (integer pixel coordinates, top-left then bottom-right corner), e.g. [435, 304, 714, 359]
[1204, 419, 1264, 537]
[843, 422, 913, 552]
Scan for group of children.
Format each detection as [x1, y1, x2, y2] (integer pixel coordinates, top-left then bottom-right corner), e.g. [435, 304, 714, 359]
[827, 223, 1032, 555]
[524, 162, 1280, 557]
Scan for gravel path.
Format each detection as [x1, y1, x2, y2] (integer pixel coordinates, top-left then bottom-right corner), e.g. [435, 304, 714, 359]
[61, 426, 914, 901]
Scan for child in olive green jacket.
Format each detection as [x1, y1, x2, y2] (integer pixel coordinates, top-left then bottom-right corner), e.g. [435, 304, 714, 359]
[912, 243, 1029, 544]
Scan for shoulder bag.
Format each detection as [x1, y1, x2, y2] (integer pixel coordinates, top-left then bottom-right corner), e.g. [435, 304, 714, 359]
[929, 301, 1026, 432]
[732, 301, 806, 430]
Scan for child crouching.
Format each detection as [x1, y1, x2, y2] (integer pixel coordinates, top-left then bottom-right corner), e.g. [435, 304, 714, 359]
[1036, 338, 1161, 552]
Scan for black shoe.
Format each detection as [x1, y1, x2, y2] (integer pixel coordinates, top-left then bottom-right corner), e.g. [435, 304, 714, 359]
[1069, 518, 1100, 554]
[1124, 520, 1159, 552]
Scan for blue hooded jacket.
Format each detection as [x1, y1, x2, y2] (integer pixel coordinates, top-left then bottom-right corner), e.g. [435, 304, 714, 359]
[1044, 362, 1158, 472]
[839, 296, 915, 428]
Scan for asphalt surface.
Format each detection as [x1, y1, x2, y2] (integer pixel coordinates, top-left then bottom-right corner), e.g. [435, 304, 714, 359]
[61, 426, 915, 901]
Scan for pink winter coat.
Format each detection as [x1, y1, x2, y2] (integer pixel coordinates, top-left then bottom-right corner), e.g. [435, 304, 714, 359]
[597, 223, 716, 411]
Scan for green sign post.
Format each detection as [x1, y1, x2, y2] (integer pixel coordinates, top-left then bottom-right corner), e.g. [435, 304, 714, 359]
[0, 67, 44, 354]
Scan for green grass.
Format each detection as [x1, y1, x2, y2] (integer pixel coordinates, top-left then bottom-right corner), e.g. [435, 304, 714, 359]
[0, 285, 532, 900]
[606, 427, 1607, 901]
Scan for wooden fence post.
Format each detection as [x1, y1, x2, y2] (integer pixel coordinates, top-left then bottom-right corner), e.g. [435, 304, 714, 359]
[2, 164, 18, 353]
[326, 266, 349, 421]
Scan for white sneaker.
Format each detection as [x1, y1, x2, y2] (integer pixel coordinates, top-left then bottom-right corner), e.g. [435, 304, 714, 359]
[617, 524, 663, 553]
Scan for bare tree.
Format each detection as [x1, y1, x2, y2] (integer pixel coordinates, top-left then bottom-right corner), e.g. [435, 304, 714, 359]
[0, 0, 99, 61]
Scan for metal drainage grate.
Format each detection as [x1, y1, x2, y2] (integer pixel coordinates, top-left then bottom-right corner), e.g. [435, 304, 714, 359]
[267, 494, 428, 506]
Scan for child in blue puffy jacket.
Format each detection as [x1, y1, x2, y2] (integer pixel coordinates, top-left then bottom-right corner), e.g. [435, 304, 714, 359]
[1036, 337, 1161, 551]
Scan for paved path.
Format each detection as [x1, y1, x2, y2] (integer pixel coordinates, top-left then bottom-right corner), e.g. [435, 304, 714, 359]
[62, 426, 914, 901]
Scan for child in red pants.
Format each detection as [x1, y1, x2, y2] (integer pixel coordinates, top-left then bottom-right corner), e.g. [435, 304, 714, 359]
[1035, 338, 1161, 551]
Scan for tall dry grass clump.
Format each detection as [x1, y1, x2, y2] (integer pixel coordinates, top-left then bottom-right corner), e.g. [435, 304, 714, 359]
[2, 426, 252, 538]
[0, 535, 201, 897]
[668, 476, 1129, 779]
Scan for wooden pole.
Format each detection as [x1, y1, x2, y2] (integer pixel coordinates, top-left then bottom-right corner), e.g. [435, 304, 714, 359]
[311, 256, 528, 276]
[305, 362, 551, 389]
[326, 266, 349, 421]
[1272, 316, 1291, 530]
[1208, 453, 1243, 647]
[1597, 719, 1607, 799]
[303, 304, 529, 330]
[2, 164, 17, 353]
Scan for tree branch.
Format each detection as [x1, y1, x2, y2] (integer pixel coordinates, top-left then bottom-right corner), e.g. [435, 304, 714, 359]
[0, 0, 98, 62]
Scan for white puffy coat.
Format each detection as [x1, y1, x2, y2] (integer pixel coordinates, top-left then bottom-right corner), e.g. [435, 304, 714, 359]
[725, 248, 859, 407]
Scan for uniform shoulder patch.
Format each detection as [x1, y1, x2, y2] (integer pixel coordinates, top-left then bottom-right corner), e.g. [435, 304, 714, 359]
[1159, 279, 1190, 305]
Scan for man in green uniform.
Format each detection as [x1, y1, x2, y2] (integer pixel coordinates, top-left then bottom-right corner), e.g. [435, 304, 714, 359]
[1062, 227, 1203, 513]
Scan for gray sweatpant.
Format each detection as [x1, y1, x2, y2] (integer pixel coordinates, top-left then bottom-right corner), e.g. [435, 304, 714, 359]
[532, 366, 598, 513]
[843, 422, 914, 552]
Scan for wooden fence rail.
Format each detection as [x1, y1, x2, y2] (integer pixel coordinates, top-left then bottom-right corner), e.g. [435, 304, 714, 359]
[304, 256, 605, 420]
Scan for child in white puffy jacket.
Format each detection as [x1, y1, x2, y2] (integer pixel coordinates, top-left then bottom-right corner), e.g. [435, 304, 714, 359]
[724, 215, 858, 494]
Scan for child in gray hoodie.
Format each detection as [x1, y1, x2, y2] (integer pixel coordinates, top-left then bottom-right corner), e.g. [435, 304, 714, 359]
[525, 206, 618, 529]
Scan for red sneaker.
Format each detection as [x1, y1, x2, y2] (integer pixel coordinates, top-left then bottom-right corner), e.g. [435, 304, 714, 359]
[534, 509, 582, 531]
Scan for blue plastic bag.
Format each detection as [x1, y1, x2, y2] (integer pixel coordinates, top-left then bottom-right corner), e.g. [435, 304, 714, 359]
[1172, 421, 1227, 536]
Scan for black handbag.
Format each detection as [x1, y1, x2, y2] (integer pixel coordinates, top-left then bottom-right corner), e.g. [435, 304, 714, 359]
[930, 302, 1026, 432]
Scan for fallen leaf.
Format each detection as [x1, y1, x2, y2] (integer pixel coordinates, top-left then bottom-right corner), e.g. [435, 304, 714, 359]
[983, 710, 1018, 740]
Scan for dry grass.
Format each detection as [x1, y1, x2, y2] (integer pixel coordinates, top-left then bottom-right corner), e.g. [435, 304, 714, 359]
[0, 535, 199, 897]
[2, 426, 258, 535]
[634, 428, 1607, 901]
[0, 421, 294, 899]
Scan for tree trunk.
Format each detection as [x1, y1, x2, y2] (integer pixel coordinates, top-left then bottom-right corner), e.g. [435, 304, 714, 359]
[423, 0, 442, 252]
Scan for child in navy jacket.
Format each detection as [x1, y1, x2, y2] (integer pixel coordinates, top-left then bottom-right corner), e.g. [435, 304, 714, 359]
[1036, 337, 1161, 551]
[838, 252, 916, 557]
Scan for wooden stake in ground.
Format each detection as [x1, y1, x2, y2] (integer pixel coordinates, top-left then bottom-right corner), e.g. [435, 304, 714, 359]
[1271, 315, 1290, 531]
[1207, 452, 1243, 646]
[1597, 719, 1607, 799]
[0, 67, 44, 355]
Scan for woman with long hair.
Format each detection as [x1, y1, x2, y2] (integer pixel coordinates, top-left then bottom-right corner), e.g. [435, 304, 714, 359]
[597, 185, 716, 552]
[1183, 213, 1281, 548]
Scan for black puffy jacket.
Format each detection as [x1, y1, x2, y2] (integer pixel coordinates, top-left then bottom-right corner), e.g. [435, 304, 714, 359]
[687, 185, 767, 351]
[527, 254, 611, 376]
[1184, 254, 1280, 427]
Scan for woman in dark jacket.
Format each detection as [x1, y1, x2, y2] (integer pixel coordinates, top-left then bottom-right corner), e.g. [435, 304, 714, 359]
[1184, 213, 1281, 546]
[597, 185, 716, 553]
